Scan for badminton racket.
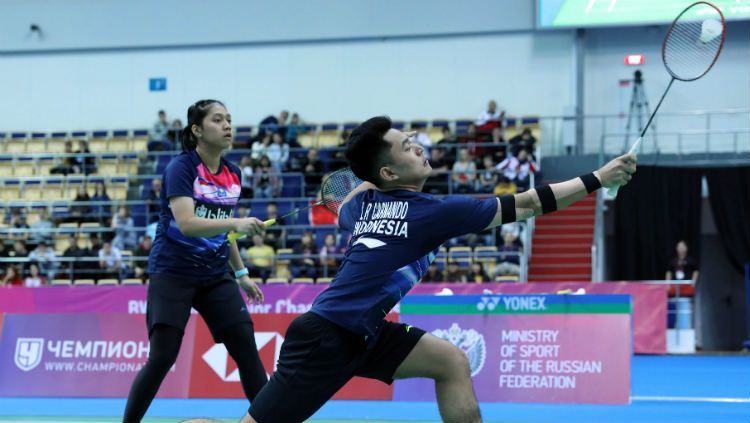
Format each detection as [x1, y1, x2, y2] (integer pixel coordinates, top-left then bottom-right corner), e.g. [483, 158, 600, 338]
[608, 1, 725, 197]
[228, 167, 362, 242]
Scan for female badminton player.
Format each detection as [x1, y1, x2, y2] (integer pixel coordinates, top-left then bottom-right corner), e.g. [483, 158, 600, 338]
[123, 100, 268, 422]
[242, 116, 636, 423]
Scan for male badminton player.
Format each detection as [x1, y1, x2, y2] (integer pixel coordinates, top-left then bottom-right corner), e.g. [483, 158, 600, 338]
[242, 116, 636, 423]
[123, 100, 269, 422]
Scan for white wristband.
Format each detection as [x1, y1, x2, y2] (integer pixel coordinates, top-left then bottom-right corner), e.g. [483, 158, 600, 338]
[234, 268, 249, 279]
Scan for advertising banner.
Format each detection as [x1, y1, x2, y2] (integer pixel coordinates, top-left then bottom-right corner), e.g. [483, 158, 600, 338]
[0, 281, 664, 353]
[188, 313, 395, 400]
[0, 313, 195, 397]
[394, 294, 632, 404]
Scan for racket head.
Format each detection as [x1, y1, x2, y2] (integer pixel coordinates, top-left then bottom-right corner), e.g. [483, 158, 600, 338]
[320, 167, 363, 214]
[662, 1, 726, 82]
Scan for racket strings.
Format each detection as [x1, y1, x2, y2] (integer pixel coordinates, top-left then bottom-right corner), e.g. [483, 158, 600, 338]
[320, 168, 363, 213]
[664, 4, 724, 81]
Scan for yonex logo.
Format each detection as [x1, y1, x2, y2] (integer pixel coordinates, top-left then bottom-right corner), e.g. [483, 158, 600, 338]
[202, 332, 283, 381]
[477, 296, 500, 311]
[14, 338, 44, 372]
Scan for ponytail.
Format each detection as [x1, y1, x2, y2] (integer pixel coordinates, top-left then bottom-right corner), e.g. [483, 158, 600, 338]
[181, 126, 197, 151]
[181, 99, 225, 151]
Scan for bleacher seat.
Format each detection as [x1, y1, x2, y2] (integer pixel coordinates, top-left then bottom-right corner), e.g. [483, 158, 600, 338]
[448, 246, 473, 269]
[475, 246, 499, 268]
[266, 277, 289, 284]
[73, 279, 95, 286]
[434, 247, 448, 271]
[121, 278, 142, 285]
[97, 279, 119, 286]
[292, 278, 314, 284]
[317, 123, 340, 148]
[316, 277, 333, 284]
[51, 279, 72, 286]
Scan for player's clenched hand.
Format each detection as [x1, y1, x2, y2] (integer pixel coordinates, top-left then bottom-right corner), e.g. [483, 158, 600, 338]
[238, 275, 264, 304]
[596, 153, 637, 188]
[233, 217, 265, 237]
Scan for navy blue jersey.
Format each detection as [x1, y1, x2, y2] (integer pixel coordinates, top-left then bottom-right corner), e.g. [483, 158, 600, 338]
[311, 189, 497, 339]
[148, 150, 242, 278]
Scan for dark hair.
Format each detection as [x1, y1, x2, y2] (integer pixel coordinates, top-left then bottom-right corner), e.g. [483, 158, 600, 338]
[181, 99, 224, 151]
[345, 116, 393, 186]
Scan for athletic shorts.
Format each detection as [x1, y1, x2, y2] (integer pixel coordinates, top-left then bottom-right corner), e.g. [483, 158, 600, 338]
[146, 272, 252, 342]
[248, 311, 426, 423]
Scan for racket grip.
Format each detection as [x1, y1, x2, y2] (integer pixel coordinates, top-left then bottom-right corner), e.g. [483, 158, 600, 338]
[606, 137, 642, 198]
[227, 218, 277, 242]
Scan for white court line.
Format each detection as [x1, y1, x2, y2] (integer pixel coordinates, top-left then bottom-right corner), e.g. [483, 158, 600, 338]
[585, 0, 598, 14]
[608, 0, 618, 12]
[632, 395, 750, 404]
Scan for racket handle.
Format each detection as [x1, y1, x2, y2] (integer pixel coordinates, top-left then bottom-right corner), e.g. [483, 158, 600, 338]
[606, 137, 642, 198]
[227, 218, 277, 242]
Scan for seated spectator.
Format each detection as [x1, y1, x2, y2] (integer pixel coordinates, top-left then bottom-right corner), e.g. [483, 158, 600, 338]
[247, 235, 275, 281]
[424, 147, 450, 195]
[11, 240, 29, 262]
[444, 262, 466, 283]
[422, 262, 444, 283]
[458, 123, 490, 160]
[476, 155, 498, 194]
[301, 149, 324, 196]
[263, 202, 285, 249]
[319, 233, 343, 276]
[98, 240, 123, 280]
[75, 140, 96, 175]
[493, 232, 522, 278]
[90, 181, 112, 224]
[9, 213, 30, 242]
[451, 148, 476, 193]
[24, 263, 46, 287]
[500, 221, 521, 244]
[258, 110, 289, 139]
[70, 185, 91, 223]
[62, 235, 85, 280]
[467, 262, 490, 283]
[251, 133, 273, 162]
[239, 156, 254, 199]
[2, 265, 23, 286]
[436, 126, 457, 164]
[475, 99, 504, 132]
[267, 133, 290, 171]
[0, 242, 8, 275]
[486, 127, 508, 163]
[166, 119, 184, 150]
[291, 232, 318, 279]
[666, 239, 699, 297]
[28, 241, 57, 280]
[514, 149, 538, 191]
[285, 113, 307, 145]
[509, 127, 537, 156]
[331, 130, 350, 166]
[133, 235, 153, 282]
[145, 178, 162, 224]
[111, 206, 137, 251]
[149, 110, 170, 151]
[31, 207, 55, 244]
[50, 140, 80, 175]
[253, 156, 281, 198]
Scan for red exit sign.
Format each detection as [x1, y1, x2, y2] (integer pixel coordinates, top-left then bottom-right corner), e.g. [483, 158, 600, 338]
[624, 54, 644, 65]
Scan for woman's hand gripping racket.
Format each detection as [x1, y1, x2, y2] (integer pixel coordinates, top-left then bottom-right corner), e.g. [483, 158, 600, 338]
[228, 167, 363, 242]
[608, 1, 725, 197]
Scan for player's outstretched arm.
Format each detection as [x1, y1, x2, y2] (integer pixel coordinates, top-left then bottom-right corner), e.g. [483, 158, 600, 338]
[486, 153, 637, 228]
